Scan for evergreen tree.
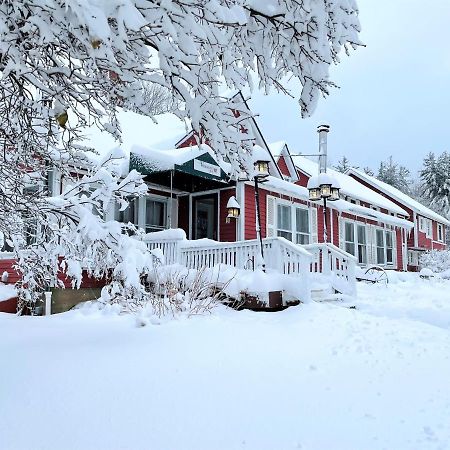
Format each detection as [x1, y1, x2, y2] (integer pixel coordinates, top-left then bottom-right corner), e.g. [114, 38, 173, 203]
[420, 152, 450, 217]
[334, 156, 352, 173]
[363, 166, 374, 176]
[377, 156, 411, 194]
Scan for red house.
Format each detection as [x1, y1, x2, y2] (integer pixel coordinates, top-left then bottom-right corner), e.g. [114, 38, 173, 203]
[1, 95, 447, 312]
[346, 168, 448, 270]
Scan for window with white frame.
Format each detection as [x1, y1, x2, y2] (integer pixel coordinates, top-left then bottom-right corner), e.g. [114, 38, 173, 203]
[385, 230, 394, 265]
[344, 222, 355, 256]
[376, 229, 385, 265]
[276, 203, 310, 244]
[295, 208, 310, 244]
[419, 217, 432, 238]
[438, 224, 444, 242]
[277, 204, 293, 241]
[344, 221, 367, 264]
[146, 198, 167, 233]
[356, 224, 367, 264]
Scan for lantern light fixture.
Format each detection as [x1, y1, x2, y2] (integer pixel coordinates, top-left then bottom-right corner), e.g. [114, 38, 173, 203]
[226, 196, 241, 223]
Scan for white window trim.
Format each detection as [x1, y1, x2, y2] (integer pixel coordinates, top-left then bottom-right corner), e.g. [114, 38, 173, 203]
[343, 220, 368, 265]
[419, 216, 432, 238]
[275, 199, 311, 245]
[437, 224, 444, 242]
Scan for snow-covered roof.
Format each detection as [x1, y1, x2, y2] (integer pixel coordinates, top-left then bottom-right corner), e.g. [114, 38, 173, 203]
[262, 176, 413, 229]
[290, 155, 408, 216]
[268, 141, 287, 159]
[347, 168, 450, 226]
[130, 144, 232, 176]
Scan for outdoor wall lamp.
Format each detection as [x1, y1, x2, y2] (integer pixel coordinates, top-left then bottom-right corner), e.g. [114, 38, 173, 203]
[226, 196, 241, 223]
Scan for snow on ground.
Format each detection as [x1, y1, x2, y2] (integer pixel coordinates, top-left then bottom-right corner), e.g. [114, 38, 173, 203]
[1, 276, 450, 450]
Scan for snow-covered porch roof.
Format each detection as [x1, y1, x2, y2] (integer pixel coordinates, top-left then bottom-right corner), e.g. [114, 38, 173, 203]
[129, 144, 233, 193]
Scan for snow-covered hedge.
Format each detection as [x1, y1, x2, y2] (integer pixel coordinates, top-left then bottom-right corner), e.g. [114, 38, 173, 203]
[420, 250, 450, 275]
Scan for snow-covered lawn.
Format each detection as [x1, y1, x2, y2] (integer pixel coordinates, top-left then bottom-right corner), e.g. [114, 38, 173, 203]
[2, 275, 450, 450]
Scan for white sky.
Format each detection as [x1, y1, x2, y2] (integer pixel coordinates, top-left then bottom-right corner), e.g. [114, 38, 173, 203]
[247, 0, 450, 175]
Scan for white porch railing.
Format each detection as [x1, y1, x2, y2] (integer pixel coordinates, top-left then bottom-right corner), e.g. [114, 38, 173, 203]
[303, 243, 357, 296]
[140, 230, 356, 298]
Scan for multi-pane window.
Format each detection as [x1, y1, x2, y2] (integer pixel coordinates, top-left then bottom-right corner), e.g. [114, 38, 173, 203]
[385, 230, 394, 265]
[356, 225, 367, 264]
[276, 204, 310, 243]
[344, 222, 367, 264]
[295, 208, 310, 244]
[277, 204, 292, 241]
[376, 229, 385, 265]
[146, 199, 167, 233]
[344, 222, 356, 256]
[438, 224, 444, 242]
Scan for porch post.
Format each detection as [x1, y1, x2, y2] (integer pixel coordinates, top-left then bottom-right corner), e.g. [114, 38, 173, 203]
[254, 177, 265, 270]
[236, 181, 245, 241]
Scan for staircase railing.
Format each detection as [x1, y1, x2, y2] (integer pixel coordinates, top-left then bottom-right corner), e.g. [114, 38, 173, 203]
[303, 243, 357, 296]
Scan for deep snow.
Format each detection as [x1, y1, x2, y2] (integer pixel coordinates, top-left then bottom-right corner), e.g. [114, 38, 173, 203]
[1, 275, 450, 450]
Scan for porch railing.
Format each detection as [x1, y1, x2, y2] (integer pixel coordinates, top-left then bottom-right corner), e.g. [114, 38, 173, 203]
[141, 230, 356, 297]
[303, 243, 357, 296]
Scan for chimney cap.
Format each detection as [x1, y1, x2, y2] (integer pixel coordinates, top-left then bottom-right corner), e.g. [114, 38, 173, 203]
[317, 122, 330, 133]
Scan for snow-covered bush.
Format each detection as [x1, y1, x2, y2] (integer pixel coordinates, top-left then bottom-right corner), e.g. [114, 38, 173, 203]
[102, 265, 234, 321]
[420, 250, 450, 275]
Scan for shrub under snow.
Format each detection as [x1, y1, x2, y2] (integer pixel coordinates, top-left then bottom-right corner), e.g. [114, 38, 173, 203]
[420, 250, 450, 276]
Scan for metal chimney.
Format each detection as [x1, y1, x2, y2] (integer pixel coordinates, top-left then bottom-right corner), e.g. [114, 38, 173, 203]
[317, 122, 330, 174]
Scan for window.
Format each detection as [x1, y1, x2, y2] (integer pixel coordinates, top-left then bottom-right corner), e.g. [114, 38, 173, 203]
[295, 208, 310, 244]
[277, 204, 292, 241]
[376, 229, 385, 264]
[419, 217, 432, 238]
[344, 222, 367, 264]
[276, 203, 310, 244]
[344, 222, 355, 256]
[385, 230, 394, 265]
[146, 198, 167, 233]
[438, 224, 444, 242]
[357, 225, 367, 264]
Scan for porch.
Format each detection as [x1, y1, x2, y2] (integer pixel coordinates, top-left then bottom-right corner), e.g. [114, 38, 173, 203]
[142, 229, 357, 306]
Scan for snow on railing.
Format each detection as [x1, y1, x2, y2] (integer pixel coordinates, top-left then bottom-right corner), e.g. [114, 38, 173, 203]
[141, 229, 186, 265]
[141, 229, 355, 297]
[303, 243, 357, 296]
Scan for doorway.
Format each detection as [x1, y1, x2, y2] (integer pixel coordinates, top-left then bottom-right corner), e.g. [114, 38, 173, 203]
[193, 194, 218, 240]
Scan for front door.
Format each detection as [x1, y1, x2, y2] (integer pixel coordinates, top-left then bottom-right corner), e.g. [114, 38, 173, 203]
[193, 194, 218, 240]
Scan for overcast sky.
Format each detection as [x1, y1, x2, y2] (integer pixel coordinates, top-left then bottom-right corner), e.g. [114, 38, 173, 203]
[247, 0, 450, 175]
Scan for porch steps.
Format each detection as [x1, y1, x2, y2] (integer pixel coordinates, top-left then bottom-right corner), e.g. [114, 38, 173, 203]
[311, 288, 345, 303]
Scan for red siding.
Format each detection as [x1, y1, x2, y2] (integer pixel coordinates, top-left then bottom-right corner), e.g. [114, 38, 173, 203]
[332, 209, 339, 246]
[295, 169, 310, 188]
[347, 173, 443, 252]
[277, 156, 291, 177]
[0, 297, 17, 313]
[0, 259, 21, 284]
[176, 132, 197, 148]
[219, 189, 237, 242]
